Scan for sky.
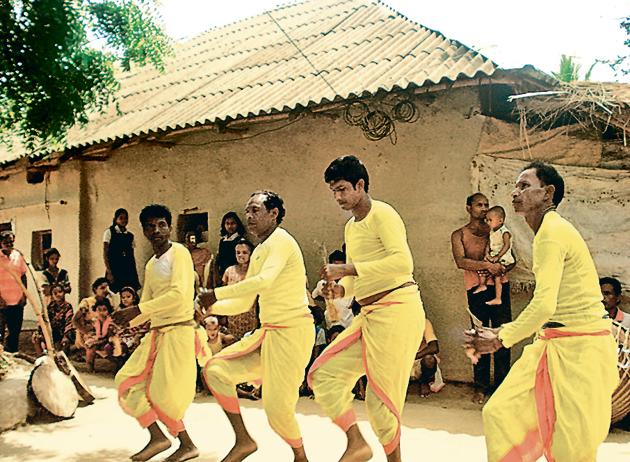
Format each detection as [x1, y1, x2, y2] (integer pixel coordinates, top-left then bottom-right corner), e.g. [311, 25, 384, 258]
[158, 0, 629, 82]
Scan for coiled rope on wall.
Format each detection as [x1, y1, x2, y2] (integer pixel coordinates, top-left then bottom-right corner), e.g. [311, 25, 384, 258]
[343, 94, 419, 144]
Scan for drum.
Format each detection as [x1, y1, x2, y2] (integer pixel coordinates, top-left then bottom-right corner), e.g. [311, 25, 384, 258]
[27, 356, 79, 418]
[611, 320, 630, 423]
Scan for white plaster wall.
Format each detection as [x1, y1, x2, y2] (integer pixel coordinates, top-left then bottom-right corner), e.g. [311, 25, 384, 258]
[0, 163, 81, 321]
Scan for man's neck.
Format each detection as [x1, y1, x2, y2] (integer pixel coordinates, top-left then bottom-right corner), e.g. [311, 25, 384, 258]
[607, 306, 619, 319]
[153, 240, 172, 258]
[1, 249, 11, 256]
[351, 194, 372, 221]
[256, 225, 278, 243]
[466, 218, 488, 234]
[525, 203, 555, 234]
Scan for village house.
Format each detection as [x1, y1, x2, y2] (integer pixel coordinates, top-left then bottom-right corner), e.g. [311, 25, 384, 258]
[1, 0, 628, 381]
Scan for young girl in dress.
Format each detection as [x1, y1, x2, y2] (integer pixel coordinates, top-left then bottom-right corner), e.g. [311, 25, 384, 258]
[116, 286, 149, 359]
[40, 248, 71, 307]
[221, 239, 259, 338]
[31, 283, 74, 355]
[84, 298, 122, 372]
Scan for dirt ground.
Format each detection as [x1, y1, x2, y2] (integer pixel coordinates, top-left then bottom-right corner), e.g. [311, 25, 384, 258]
[1, 368, 629, 462]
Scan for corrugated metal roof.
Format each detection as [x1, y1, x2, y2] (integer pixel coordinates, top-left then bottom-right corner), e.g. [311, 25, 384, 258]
[1, 0, 499, 163]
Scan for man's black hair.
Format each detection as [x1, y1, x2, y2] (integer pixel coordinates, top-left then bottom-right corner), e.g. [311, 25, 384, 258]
[522, 161, 565, 206]
[328, 250, 346, 264]
[251, 190, 286, 224]
[139, 204, 172, 227]
[600, 277, 622, 297]
[324, 155, 370, 192]
[466, 192, 487, 207]
[92, 277, 109, 292]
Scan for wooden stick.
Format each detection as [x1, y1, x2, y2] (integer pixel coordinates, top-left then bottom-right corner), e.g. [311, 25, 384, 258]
[318, 242, 340, 323]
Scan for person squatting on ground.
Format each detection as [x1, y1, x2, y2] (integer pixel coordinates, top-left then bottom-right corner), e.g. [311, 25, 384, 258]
[600, 276, 630, 330]
[113, 204, 211, 462]
[82, 298, 123, 371]
[465, 161, 618, 462]
[474, 205, 515, 306]
[198, 191, 314, 462]
[308, 155, 424, 462]
[409, 318, 444, 398]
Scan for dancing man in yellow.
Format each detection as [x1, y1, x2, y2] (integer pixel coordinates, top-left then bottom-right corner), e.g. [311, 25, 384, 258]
[113, 204, 210, 462]
[198, 191, 314, 462]
[465, 162, 618, 462]
[308, 155, 425, 462]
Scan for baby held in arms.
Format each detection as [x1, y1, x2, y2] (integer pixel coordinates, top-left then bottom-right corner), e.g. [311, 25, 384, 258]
[473, 205, 515, 306]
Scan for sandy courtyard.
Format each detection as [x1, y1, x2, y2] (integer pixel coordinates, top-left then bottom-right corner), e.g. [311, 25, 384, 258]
[1, 374, 629, 462]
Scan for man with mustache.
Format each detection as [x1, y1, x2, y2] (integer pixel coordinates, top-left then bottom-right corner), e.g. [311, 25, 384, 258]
[198, 191, 314, 462]
[466, 162, 618, 462]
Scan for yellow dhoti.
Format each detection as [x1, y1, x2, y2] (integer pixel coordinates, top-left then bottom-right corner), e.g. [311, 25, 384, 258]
[116, 323, 211, 436]
[308, 285, 424, 454]
[483, 322, 618, 462]
[203, 318, 314, 448]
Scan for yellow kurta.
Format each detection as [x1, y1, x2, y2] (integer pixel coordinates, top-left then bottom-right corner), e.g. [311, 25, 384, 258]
[115, 242, 211, 435]
[309, 200, 424, 455]
[484, 212, 618, 462]
[202, 227, 314, 448]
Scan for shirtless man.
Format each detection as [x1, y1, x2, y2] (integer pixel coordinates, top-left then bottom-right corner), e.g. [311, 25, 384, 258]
[451, 193, 512, 403]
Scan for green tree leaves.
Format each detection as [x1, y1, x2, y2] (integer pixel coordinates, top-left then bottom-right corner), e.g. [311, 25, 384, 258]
[0, 0, 171, 155]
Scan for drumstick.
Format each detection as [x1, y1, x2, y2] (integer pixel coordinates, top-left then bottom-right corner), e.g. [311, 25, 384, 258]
[0, 256, 54, 355]
[318, 242, 339, 322]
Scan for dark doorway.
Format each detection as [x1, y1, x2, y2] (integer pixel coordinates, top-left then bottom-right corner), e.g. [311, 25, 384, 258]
[176, 212, 209, 244]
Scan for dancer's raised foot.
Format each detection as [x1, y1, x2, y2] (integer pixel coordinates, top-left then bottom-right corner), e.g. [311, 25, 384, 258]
[221, 437, 258, 462]
[130, 437, 171, 461]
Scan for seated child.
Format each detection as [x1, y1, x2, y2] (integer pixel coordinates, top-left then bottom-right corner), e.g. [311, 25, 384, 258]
[73, 277, 114, 351]
[83, 298, 122, 372]
[31, 283, 74, 355]
[116, 286, 150, 358]
[473, 205, 515, 305]
[205, 316, 235, 355]
[409, 319, 444, 397]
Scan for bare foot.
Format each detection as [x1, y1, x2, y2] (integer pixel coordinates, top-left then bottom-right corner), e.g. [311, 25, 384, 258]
[419, 383, 431, 398]
[486, 298, 502, 306]
[472, 285, 487, 294]
[131, 437, 172, 461]
[165, 443, 199, 462]
[221, 438, 258, 462]
[339, 435, 373, 462]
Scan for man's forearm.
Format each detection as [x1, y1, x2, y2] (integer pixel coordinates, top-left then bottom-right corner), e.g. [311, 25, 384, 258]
[454, 257, 490, 271]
